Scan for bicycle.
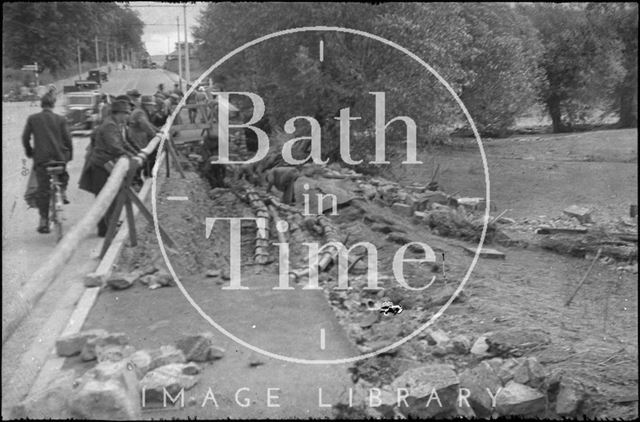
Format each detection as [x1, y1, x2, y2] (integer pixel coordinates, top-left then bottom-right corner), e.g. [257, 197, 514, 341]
[44, 160, 67, 242]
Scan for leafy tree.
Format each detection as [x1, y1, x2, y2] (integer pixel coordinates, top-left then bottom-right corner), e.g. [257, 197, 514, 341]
[458, 3, 544, 136]
[586, 2, 638, 128]
[519, 3, 625, 132]
[2, 2, 144, 75]
[194, 2, 549, 151]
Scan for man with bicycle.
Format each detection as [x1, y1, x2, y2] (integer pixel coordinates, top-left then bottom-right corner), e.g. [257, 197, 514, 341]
[22, 93, 72, 233]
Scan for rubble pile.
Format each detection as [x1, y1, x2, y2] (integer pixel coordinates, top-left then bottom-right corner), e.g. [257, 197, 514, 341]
[499, 206, 638, 264]
[13, 330, 227, 419]
[337, 328, 592, 419]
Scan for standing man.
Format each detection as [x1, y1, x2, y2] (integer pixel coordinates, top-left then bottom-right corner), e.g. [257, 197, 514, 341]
[195, 86, 209, 124]
[155, 84, 165, 98]
[186, 84, 197, 124]
[78, 98, 134, 237]
[172, 83, 184, 98]
[22, 93, 73, 233]
[128, 91, 159, 150]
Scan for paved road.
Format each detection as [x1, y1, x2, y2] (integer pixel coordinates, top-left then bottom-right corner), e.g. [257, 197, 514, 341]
[1, 68, 179, 406]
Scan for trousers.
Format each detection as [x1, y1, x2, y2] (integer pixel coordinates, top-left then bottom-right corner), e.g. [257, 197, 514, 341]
[34, 163, 69, 219]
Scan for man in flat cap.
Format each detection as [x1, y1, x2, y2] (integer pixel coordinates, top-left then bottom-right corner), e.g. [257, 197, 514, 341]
[79, 98, 135, 237]
[22, 93, 72, 233]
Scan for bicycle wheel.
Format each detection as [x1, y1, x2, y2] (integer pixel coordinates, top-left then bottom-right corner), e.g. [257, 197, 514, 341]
[50, 181, 64, 242]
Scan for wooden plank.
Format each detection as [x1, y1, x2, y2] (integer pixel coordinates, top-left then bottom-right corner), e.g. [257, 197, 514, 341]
[463, 246, 506, 259]
[536, 226, 589, 235]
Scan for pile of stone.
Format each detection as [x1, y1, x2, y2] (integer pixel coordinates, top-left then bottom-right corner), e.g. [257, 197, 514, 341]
[337, 328, 588, 419]
[12, 331, 225, 419]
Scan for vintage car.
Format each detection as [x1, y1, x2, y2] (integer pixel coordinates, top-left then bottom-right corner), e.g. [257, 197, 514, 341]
[87, 70, 107, 85]
[64, 91, 105, 133]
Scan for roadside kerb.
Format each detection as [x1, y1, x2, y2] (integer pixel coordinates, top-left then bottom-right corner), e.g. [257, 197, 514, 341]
[2, 160, 164, 418]
[2, 131, 167, 344]
[1, 158, 130, 343]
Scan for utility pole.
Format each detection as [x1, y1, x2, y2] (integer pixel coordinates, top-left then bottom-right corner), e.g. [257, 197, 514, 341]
[121, 45, 125, 68]
[177, 16, 183, 90]
[95, 36, 99, 69]
[77, 39, 82, 79]
[106, 39, 110, 66]
[183, 4, 190, 84]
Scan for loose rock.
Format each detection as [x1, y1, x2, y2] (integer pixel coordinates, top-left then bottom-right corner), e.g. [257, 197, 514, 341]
[128, 350, 153, 379]
[495, 380, 547, 416]
[391, 202, 413, 218]
[470, 334, 493, 358]
[106, 271, 142, 290]
[182, 362, 202, 375]
[175, 333, 220, 362]
[486, 328, 551, 357]
[55, 329, 108, 357]
[84, 272, 105, 288]
[97, 344, 135, 363]
[140, 364, 199, 403]
[459, 361, 503, 418]
[148, 345, 186, 371]
[80, 332, 130, 362]
[390, 364, 459, 418]
[423, 328, 450, 346]
[555, 378, 585, 416]
[563, 205, 593, 224]
[447, 334, 472, 355]
[70, 360, 140, 420]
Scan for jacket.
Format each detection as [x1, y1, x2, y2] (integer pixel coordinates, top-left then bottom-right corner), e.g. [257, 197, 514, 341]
[128, 107, 158, 149]
[88, 116, 135, 167]
[22, 108, 72, 164]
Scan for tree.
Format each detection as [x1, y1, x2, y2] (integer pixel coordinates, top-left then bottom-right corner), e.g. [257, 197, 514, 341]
[519, 3, 625, 132]
[458, 3, 544, 136]
[586, 3, 638, 128]
[2, 2, 144, 75]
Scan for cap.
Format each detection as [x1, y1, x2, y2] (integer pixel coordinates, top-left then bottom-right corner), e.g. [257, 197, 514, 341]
[111, 99, 131, 114]
[115, 94, 134, 108]
[126, 89, 141, 98]
[141, 95, 156, 105]
[41, 93, 55, 108]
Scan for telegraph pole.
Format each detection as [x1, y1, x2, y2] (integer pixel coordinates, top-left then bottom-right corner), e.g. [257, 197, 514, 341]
[106, 39, 110, 66]
[95, 36, 99, 69]
[77, 39, 82, 79]
[183, 4, 190, 84]
[177, 16, 183, 90]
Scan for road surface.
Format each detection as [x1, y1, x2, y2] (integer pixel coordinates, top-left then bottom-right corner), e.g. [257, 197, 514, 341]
[1, 68, 180, 406]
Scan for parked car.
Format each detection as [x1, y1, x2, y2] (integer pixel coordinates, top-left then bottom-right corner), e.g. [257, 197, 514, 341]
[150, 62, 157, 69]
[64, 91, 104, 133]
[87, 70, 105, 86]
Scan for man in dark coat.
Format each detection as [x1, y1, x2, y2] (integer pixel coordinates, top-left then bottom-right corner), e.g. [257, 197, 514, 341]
[78, 99, 133, 237]
[128, 91, 159, 150]
[22, 93, 72, 233]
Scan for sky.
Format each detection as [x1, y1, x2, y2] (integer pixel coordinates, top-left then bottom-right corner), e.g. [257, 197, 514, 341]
[127, 2, 206, 56]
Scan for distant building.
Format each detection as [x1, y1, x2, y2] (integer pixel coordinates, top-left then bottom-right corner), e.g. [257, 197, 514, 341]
[164, 42, 201, 79]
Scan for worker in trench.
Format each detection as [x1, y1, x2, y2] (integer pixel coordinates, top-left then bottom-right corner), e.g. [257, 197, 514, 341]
[265, 166, 300, 205]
